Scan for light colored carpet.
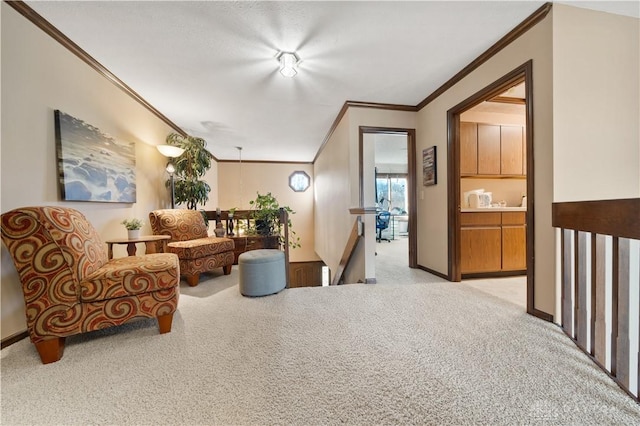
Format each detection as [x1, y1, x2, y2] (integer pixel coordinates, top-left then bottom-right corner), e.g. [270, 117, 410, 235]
[2, 264, 640, 424]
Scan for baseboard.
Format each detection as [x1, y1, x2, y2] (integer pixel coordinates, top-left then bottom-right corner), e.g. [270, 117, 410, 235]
[416, 264, 450, 281]
[462, 270, 526, 279]
[1, 330, 28, 349]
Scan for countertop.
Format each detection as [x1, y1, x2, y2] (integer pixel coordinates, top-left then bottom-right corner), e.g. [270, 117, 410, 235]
[461, 207, 526, 213]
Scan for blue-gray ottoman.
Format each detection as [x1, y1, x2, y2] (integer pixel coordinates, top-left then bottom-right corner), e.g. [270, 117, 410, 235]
[238, 249, 286, 297]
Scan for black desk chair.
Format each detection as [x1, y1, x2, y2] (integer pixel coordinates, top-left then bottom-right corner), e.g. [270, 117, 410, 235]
[376, 211, 391, 242]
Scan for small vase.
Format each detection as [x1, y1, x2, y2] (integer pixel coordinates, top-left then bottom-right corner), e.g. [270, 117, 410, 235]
[214, 223, 225, 238]
[127, 229, 141, 240]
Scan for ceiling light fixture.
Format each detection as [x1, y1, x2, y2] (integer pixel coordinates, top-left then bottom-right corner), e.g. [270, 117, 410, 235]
[276, 51, 300, 78]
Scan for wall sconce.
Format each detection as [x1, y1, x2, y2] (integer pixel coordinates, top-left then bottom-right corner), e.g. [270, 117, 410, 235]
[157, 144, 185, 208]
[276, 51, 300, 78]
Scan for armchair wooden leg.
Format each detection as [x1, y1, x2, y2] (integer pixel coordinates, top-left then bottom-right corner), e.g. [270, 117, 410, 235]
[34, 337, 66, 364]
[223, 264, 232, 275]
[186, 274, 199, 287]
[157, 313, 174, 334]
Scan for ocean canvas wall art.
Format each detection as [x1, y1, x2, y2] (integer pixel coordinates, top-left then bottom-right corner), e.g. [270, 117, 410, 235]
[55, 110, 136, 203]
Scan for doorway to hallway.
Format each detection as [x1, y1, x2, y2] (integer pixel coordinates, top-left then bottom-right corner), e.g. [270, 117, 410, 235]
[359, 127, 417, 270]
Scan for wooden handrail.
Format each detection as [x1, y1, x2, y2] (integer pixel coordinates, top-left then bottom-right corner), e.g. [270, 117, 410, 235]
[552, 198, 640, 239]
[331, 216, 363, 286]
[552, 197, 639, 402]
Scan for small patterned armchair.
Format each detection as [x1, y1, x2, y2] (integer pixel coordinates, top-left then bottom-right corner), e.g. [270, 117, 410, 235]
[149, 209, 235, 286]
[0, 206, 180, 364]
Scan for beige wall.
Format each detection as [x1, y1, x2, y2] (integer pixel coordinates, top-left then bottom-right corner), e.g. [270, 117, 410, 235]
[314, 111, 352, 275]
[217, 162, 318, 262]
[314, 107, 415, 281]
[552, 4, 640, 201]
[0, 4, 185, 339]
[416, 12, 555, 316]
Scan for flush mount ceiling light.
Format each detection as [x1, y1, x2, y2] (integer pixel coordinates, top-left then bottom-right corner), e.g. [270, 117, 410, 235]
[276, 51, 300, 77]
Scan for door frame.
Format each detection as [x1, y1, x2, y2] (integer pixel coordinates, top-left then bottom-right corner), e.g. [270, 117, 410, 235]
[359, 127, 417, 268]
[447, 60, 549, 320]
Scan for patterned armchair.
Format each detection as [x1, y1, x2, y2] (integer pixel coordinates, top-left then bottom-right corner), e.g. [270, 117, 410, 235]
[149, 209, 235, 286]
[0, 207, 180, 364]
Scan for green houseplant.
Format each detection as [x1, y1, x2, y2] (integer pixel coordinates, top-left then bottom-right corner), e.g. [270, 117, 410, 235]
[121, 218, 144, 239]
[121, 218, 143, 230]
[248, 192, 300, 248]
[164, 132, 214, 210]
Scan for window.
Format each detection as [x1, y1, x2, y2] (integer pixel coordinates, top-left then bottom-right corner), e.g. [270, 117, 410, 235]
[376, 174, 407, 213]
[289, 171, 310, 192]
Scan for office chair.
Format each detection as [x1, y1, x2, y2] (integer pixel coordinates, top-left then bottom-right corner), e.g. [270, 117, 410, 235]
[376, 211, 391, 242]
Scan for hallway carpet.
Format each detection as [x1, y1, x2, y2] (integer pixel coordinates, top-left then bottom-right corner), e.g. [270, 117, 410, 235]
[2, 265, 639, 425]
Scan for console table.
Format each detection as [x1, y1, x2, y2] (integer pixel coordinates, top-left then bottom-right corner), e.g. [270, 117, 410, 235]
[229, 235, 279, 264]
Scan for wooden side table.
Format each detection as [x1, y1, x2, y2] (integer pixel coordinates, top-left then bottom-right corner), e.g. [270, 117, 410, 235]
[105, 235, 171, 260]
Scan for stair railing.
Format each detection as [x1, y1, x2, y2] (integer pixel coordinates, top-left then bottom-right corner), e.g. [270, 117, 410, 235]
[552, 198, 640, 400]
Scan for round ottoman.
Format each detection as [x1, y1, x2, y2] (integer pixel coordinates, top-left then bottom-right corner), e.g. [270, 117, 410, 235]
[238, 249, 286, 297]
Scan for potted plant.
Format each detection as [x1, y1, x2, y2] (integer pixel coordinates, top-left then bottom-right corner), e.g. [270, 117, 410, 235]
[248, 192, 300, 248]
[164, 132, 214, 210]
[121, 218, 144, 239]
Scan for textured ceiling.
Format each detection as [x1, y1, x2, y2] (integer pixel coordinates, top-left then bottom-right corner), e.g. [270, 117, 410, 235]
[24, 1, 639, 162]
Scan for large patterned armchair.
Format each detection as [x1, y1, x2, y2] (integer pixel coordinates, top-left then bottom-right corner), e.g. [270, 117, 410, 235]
[0, 207, 180, 364]
[149, 209, 235, 286]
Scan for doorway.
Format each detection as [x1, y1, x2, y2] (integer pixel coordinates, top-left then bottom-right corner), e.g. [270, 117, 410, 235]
[447, 60, 548, 320]
[360, 127, 417, 269]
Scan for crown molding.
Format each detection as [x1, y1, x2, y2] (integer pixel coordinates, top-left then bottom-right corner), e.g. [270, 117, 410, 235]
[416, 2, 552, 110]
[6, 0, 188, 139]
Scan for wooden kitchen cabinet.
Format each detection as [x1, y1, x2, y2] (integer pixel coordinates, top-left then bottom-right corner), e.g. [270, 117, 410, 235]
[501, 211, 526, 271]
[502, 226, 526, 270]
[461, 211, 526, 275]
[477, 124, 501, 175]
[460, 122, 478, 175]
[500, 126, 524, 175]
[460, 122, 525, 177]
[461, 227, 502, 273]
[460, 212, 501, 273]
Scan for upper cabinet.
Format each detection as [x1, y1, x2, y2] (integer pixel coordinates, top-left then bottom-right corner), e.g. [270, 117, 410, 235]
[460, 122, 478, 175]
[500, 125, 524, 175]
[461, 121, 525, 177]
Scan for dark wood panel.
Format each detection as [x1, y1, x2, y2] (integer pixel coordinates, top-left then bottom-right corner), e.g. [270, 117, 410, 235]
[552, 198, 640, 240]
[289, 261, 324, 287]
[460, 122, 478, 175]
[477, 124, 501, 175]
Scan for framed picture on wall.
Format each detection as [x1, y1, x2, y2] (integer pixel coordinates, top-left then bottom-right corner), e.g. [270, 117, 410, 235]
[423, 146, 437, 186]
[54, 110, 136, 203]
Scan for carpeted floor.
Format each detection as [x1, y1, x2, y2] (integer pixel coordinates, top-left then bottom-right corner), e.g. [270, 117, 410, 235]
[2, 258, 640, 425]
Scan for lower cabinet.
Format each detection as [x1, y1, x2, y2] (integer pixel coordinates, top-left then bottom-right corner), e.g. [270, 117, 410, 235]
[461, 211, 526, 274]
[502, 225, 526, 270]
[461, 227, 502, 272]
